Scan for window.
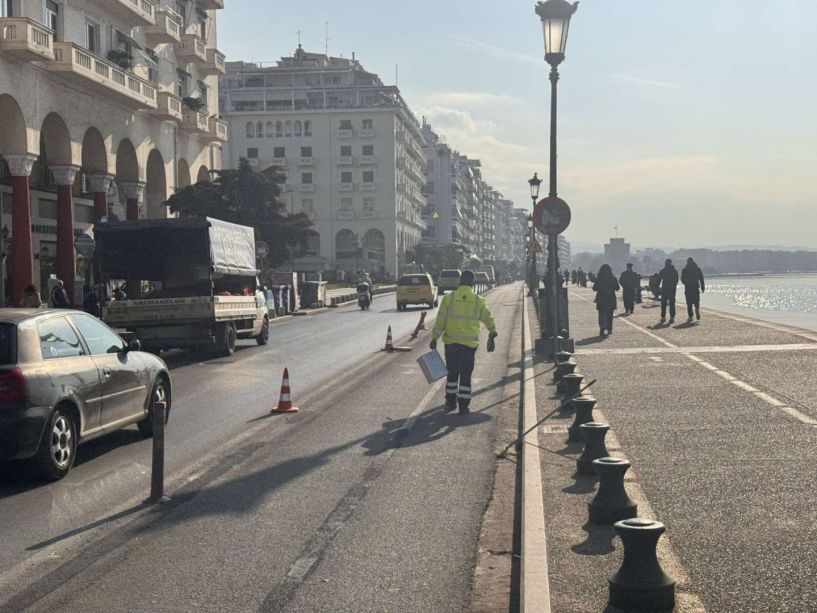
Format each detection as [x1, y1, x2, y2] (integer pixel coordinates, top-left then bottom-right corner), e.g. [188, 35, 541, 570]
[340, 145, 352, 157]
[38, 199, 57, 220]
[38, 317, 86, 360]
[294, 121, 302, 137]
[176, 70, 189, 98]
[85, 20, 100, 54]
[265, 121, 274, 138]
[274, 147, 285, 158]
[1, 0, 13, 17]
[197, 14, 207, 41]
[175, 0, 186, 26]
[247, 148, 258, 159]
[362, 119, 373, 130]
[363, 197, 375, 214]
[301, 172, 313, 185]
[246, 122, 255, 138]
[44, 1, 59, 36]
[339, 120, 352, 130]
[304, 120, 312, 136]
[256, 121, 263, 137]
[75, 204, 94, 224]
[341, 171, 353, 184]
[70, 315, 125, 355]
[284, 121, 293, 137]
[301, 146, 312, 157]
[362, 145, 374, 156]
[362, 171, 375, 184]
[340, 197, 353, 211]
[275, 121, 283, 137]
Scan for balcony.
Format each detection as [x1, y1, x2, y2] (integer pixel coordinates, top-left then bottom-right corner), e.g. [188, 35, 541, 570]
[337, 156, 354, 166]
[199, 48, 226, 76]
[360, 183, 375, 192]
[299, 184, 315, 193]
[360, 155, 375, 165]
[143, 8, 181, 44]
[337, 128, 353, 139]
[362, 210, 376, 219]
[298, 157, 315, 166]
[271, 157, 287, 166]
[176, 33, 207, 63]
[207, 116, 227, 142]
[198, 0, 225, 9]
[150, 91, 183, 121]
[360, 128, 375, 138]
[339, 183, 354, 192]
[181, 108, 208, 133]
[338, 210, 354, 220]
[0, 18, 54, 61]
[48, 43, 157, 109]
[110, 0, 156, 27]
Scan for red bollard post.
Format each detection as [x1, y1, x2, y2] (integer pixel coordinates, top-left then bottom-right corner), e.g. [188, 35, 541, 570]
[145, 400, 170, 504]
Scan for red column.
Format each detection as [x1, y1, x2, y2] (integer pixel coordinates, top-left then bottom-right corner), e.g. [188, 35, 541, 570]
[52, 165, 80, 305]
[88, 173, 114, 221]
[5, 155, 37, 306]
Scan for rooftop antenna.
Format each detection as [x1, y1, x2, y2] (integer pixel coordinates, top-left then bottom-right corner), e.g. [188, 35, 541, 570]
[325, 21, 331, 57]
[395, 64, 399, 86]
[297, 30, 301, 47]
[614, 225, 619, 239]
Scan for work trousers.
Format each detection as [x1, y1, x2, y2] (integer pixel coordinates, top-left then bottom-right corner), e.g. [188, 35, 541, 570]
[444, 343, 477, 409]
[661, 291, 677, 320]
[685, 289, 700, 318]
[622, 288, 636, 313]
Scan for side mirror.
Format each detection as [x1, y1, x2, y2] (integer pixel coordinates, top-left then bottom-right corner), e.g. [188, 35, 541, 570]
[128, 339, 142, 352]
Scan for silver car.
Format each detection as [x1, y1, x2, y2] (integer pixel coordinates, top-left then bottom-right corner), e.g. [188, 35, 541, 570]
[0, 309, 171, 479]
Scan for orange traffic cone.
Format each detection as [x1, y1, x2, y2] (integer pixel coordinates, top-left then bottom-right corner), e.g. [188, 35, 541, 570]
[271, 368, 299, 413]
[384, 326, 395, 353]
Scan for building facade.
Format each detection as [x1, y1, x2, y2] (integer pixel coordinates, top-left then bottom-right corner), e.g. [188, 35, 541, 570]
[220, 47, 426, 278]
[0, 0, 226, 304]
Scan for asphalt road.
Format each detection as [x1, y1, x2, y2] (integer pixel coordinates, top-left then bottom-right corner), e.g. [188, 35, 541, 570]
[0, 284, 522, 611]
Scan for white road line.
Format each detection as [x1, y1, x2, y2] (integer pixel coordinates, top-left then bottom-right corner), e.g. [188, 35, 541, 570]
[522, 296, 551, 613]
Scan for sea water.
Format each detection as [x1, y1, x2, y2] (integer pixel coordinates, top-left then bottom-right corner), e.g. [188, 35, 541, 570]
[701, 273, 817, 333]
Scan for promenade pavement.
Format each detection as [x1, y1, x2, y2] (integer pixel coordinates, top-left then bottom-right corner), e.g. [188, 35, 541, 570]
[532, 286, 817, 613]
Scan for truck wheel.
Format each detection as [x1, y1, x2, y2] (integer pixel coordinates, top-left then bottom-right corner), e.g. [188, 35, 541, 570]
[255, 317, 270, 346]
[218, 323, 236, 356]
[33, 406, 77, 480]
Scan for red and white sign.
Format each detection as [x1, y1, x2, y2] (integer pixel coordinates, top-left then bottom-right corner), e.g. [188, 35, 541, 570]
[533, 196, 571, 236]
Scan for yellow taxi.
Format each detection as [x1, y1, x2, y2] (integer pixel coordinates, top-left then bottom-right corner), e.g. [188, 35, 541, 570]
[396, 273, 438, 311]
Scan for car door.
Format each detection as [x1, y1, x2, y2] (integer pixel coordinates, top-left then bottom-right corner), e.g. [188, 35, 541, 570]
[35, 315, 103, 436]
[69, 315, 148, 430]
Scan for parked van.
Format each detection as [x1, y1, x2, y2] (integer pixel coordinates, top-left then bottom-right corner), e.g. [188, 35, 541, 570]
[437, 269, 462, 294]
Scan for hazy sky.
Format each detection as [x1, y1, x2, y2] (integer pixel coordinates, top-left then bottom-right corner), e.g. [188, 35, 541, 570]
[219, 1, 817, 250]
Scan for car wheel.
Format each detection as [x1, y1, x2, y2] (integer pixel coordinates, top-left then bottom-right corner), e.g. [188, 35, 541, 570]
[137, 377, 172, 437]
[255, 317, 270, 346]
[34, 406, 77, 480]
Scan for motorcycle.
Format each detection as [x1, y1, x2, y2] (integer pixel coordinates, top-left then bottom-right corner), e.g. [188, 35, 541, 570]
[357, 282, 372, 310]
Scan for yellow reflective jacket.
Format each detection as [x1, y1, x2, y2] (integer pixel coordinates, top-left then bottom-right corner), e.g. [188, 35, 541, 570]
[431, 285, 496, 348]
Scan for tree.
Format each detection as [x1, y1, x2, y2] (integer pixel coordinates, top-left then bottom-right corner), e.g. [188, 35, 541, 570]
[164, 158, 313, 267]
[410, 243, 467, 275]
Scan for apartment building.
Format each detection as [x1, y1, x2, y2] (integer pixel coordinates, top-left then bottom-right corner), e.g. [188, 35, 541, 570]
[0, 0, 226, 304]
[220, 46, 426, 278]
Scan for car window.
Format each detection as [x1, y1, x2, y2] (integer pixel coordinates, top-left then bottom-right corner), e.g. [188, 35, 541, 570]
[400, 276, 429, 286]
[70, 315, 125, 355]
[37, 317, 86, 360]
[0, 324, 15, 365]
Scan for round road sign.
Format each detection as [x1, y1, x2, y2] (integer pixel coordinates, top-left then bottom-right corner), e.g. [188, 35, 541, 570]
[533, 196, 571, 236]
[74, 234, 96, 257]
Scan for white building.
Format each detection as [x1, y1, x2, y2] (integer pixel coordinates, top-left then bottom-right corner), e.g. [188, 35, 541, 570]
[220, 46, 426, 278]
[0, 0, 226, 304]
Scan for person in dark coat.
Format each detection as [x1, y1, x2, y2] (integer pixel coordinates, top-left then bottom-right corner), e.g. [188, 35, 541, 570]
[657, 259, 679, 324]
[593, 264, 620, 337]
[50, 279, 71, 309]
[618, 263, 640, 314]
[681, 257, 705, 322]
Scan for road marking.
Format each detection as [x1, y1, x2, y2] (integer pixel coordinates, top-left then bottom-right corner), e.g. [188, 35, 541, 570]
[575, 342, 817, 356]
[521, 295, 551, 613]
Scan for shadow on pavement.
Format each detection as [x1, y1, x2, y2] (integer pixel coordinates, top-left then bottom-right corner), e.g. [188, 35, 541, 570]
[368, 405, 490, 453]
[674, 321, 699, 329]
[576, 336, 607, 346]
[571, 521, 617, 556]
[563, 471, 597, 495]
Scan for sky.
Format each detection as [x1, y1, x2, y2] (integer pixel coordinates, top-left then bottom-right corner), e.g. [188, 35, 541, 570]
[219, 0, 817, 251]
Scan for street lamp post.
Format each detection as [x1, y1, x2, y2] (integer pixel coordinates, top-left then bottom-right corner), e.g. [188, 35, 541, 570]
[526, 213, 536, 296]
[0, 225, 9, 307]
[536, 0, 578, 360]
[528, 173, 541, 296]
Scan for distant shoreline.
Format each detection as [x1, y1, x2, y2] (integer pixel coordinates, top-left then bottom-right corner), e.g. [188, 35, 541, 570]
[707, 271, 817, 279]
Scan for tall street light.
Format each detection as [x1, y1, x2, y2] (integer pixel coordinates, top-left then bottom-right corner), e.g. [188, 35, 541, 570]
[536, 0, 577, 359]
[527, 173, 541, 296]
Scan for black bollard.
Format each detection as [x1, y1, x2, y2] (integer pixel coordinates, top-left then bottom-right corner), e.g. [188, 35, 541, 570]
[553, 359, 577, 381]
[568, 396, 597, 442]
[555, 350, 573, 365]
[576, 422, 609, 475]
[560, 372, 584, 399]
[609, 519, 676, 611]
[145, 400, 170, 504]
[589, 457, 638, 525]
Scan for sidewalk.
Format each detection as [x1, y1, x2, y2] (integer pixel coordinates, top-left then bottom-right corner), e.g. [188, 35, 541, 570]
[529, 287, 817, 612]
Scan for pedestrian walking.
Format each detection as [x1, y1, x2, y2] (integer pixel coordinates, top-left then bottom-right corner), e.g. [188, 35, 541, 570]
[50, 279, 71, 308]
[681, 257, 705, 322]
[658, 259, 679, 324]
[18, 284, 42, 308]
[618, 263, 640, 314]
[430, 269, 497, 415]
[593, 264, 620, 337]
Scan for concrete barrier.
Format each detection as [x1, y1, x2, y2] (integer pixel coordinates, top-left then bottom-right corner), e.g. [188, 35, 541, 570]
[328, 285, 397, 307]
